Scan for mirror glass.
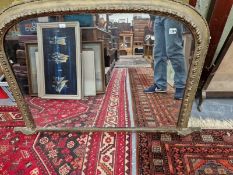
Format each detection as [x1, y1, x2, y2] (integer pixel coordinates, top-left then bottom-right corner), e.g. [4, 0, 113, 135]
[3, 13, 194, 129]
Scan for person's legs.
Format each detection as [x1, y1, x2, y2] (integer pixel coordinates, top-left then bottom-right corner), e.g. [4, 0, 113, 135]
[144, 16, 167, 93]
[153, 17, 167, 90]
[164, 18, 187, 99]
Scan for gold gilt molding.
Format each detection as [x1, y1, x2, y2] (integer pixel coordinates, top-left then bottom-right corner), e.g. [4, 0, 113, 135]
[0, 0, 209, 131]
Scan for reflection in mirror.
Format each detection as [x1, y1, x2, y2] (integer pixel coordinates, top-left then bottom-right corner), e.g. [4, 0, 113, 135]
[3, 13, 194, 129]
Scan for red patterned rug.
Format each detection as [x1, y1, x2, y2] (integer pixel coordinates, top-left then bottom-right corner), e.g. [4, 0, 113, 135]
[22, 68, 130, 128]
[0, 68, 133, 174]
[0, 128, 132, 175]
[138, 130, 233, 175]
[0, 128, 45, 174]
[34, 131, 131, 175]
[129, 67, 181, 127]
[25, 96, 103, 127]
[95, 68, 130, 127]
[0, 106, 24, 127]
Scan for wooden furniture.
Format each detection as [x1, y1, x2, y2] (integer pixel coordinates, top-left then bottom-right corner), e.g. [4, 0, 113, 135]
[143, 44, 153, 63]
[6, 35, 37, 95]
[81, 27, 111, 48]
[133, 18, 149, 55]
[81, 27, 117, 67]
[143, 44, 153, 69]
[119, 31, 133, 55]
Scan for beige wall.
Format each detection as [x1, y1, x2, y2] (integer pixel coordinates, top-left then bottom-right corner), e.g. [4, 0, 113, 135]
[207, 42, 233, 92]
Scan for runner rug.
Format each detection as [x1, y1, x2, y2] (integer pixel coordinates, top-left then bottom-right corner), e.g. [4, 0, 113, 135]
[0, 106, 24, 127]
[139, 130, 233, 175]
[128, 67, 181, 127]
[10, 68, 129, 128]
[0, 128, 132, 175]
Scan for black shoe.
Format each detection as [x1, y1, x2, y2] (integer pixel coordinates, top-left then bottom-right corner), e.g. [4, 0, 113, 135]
[174, 88, 184, 100]
[144, 84, 167, 94]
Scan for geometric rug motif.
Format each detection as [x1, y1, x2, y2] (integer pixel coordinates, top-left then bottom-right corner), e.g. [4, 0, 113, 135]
[0, 127, 132, 175]
[33, 132, 90, 175]
[164, 144, 233, 175]
[137, 133, 151, 175]
[0, 106, 25, 127]
[128, 67, 181, 127]
[149, 130, 233, 175]
[26, 96, 103, 128]
[0, 128, 47, 175]
[82, 132, 131, 175]
[33, 131, 131, 175]
[95, 68, 130, 127]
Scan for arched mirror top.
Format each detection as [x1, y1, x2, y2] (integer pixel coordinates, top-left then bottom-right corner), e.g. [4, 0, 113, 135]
[0, 0, 210, 132]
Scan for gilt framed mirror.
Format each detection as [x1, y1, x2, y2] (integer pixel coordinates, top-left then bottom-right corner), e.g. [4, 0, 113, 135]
[0, 0, 209, 134]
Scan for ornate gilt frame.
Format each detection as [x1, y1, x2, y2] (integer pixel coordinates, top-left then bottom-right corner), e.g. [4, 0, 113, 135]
[0, 0, 209, 134]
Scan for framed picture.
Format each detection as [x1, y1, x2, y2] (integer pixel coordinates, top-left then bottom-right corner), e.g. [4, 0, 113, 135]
[82, 41, 105, 93]
[37, 22, 82, 99]
[25, 41, 38, 96]
[82, 49, 96, 96]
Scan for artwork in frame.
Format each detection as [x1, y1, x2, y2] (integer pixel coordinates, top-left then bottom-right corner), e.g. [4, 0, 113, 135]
[37, 22, 82, 99]
[82, 49, 96, 96]
[25, 41, 38, 96]
[82, 41, 105, 93]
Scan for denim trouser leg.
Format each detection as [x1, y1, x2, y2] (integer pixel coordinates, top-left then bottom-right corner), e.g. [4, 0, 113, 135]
[164, 18, 187, 89]
[153, 17, 167, 90]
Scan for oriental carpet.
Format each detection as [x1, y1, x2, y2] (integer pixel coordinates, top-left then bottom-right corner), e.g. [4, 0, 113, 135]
[0, 127, 133, 175]
[1, 67, 182, 128]
[25, 96, 103, 128]
[0, 106, 24, 127]
[33, 131, 132, 175]
[138, 130, 233, 175]
[2, 64, 233, 175]
[12, 68, 130, 128]
[0, 128, 42, 174]
[129, 67, 181, 127]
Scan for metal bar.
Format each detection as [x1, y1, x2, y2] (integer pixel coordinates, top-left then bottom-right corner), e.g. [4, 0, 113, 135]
[37, 127, 179, 132]
[14, 126, 202, 136]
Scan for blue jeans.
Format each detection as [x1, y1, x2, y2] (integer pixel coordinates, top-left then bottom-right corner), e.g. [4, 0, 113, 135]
[153, 16, 187, 90]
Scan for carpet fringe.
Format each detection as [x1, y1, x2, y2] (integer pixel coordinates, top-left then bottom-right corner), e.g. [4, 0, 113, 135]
[188, 116, 233, 129]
